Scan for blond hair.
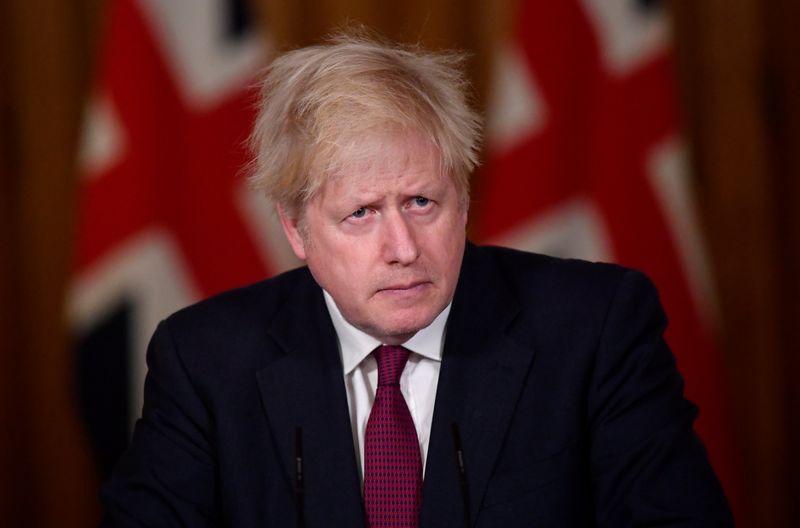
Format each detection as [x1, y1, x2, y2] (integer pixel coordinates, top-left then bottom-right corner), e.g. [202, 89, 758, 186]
[248, 30, 482, 216]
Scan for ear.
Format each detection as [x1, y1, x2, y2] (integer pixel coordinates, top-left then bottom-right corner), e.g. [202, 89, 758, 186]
[277, 203, 308, 261]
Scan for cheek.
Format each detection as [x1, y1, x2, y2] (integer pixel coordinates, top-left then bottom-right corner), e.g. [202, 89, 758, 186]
[438, 230, 465, 281]
[429, 217, 465, 258]
[307, 244, 367, 292]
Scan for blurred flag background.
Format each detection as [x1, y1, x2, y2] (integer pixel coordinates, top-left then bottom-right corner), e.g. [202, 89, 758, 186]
[69, 0, 282, 480]
[2, 0, 799, 526]
[477, 0, 741, 513]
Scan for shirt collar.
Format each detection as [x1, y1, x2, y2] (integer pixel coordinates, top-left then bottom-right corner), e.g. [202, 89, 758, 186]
[322, 289, 450, 375]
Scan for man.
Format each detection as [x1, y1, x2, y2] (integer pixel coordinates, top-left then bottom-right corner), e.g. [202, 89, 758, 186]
[101, 32, 733, 527]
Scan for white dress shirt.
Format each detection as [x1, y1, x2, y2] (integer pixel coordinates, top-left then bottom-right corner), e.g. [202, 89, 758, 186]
[322, 290, 449, 481]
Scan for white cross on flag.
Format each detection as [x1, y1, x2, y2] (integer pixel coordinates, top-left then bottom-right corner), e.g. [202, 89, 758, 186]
[68, 0, 295, 476]
[478, 0, 741, 513]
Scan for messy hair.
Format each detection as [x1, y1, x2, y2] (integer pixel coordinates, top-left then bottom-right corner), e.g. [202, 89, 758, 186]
[248, 29, 483, 216]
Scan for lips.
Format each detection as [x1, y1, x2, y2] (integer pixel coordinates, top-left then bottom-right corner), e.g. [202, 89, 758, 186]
[380, 281, 426, 291]
[376, 280, 432, 296]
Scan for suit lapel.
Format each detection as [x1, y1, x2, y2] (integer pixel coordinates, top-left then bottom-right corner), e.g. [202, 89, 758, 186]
[421, 244, 536, 527]
[256, 274, 365, 527]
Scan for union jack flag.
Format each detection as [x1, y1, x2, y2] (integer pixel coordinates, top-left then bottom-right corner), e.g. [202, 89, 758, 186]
[68, 0, 295, 477]
[477, 0, 742, 515]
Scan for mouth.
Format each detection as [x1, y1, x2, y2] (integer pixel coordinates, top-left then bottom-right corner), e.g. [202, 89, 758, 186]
[376, 281, 431, 296]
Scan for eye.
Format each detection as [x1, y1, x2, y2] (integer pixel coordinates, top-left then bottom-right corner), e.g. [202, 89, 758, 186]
[351, 207, 367, 219]
[413, 196, 430, 207]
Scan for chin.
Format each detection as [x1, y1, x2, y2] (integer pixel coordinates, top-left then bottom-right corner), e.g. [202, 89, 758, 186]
[380, 314, 437, 340]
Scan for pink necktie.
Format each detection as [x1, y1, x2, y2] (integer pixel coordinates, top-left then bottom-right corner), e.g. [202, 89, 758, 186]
[363, 345, 422, 527]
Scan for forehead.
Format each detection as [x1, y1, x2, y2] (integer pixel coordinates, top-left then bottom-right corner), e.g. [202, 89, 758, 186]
[321, 132, 448, 195]
[336, 130, 439, 170]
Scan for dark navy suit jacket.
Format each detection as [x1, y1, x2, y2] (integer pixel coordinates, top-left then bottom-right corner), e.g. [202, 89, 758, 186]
[101, 244, 733, 526]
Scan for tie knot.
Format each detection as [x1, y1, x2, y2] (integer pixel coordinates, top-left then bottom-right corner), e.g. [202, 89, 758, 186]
[374, 345, 410, 387]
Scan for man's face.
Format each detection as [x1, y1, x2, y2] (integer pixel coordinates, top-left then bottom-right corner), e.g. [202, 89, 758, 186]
[279, 132, 467, 345]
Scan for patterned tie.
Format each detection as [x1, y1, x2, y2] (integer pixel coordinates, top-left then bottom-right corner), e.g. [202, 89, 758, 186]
[363, 345, 422, 527]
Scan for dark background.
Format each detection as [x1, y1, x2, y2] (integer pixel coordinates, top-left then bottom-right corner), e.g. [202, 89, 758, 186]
[1, 0, 798, 526]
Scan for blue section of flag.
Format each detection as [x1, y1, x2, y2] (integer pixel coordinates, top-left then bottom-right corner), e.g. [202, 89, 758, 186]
[225, 0, 254, 39]
[637, 0, 661, 13]
[76, 301, 132, 479]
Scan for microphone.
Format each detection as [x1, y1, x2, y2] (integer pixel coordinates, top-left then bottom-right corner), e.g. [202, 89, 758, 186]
[294, 427, 305, 528]
[451, 422, 470, 528]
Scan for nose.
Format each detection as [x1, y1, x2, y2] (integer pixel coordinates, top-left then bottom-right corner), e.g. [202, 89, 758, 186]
[382, 211, 420, 265]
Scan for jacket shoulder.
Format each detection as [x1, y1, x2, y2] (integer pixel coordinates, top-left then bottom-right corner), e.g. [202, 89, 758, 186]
[165, 266, 314, 331]
[470, 244, 638, 298]
[151, 266, 321, 375]
[464, 244, 662, 347]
